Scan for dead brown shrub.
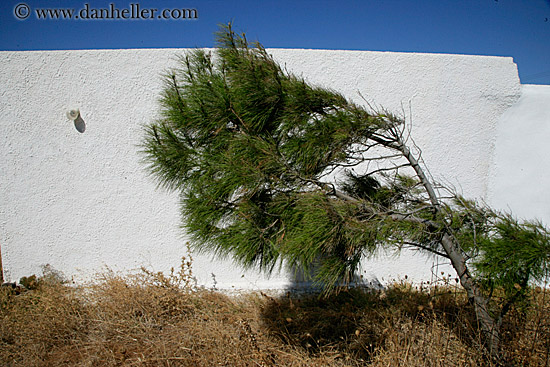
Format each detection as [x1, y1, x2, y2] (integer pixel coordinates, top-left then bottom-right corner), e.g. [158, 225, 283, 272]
[1, 270, 548, 366]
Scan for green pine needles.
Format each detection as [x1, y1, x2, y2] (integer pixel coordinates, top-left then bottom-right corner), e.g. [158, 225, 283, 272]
[143, 23, 549, 357]
[143, 24, 393, 287]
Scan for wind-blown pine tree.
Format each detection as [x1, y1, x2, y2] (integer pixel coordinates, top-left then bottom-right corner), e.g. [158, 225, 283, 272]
[143, 24, 550, 358]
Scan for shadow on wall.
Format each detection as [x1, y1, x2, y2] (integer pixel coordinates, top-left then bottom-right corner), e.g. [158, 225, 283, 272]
[287, 259, 383, 293]
[74, 115, 86, 133]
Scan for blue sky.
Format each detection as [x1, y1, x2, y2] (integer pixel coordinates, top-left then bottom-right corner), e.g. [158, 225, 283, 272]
[1, 0, 549, 84]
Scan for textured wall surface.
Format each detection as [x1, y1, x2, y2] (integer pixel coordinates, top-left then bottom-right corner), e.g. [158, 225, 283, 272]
[488, 84, 550, 226]
[0, 48, 522, 288]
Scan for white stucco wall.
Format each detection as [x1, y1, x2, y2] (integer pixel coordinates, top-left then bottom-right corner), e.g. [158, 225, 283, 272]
[0, 48, 523, 288]
[488, 84, 550, 225]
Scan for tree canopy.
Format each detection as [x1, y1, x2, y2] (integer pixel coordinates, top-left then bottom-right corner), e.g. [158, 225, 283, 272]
[143, 24, 550, 357]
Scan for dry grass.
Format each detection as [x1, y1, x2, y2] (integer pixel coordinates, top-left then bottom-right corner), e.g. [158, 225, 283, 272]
[1, 266, 548, 366]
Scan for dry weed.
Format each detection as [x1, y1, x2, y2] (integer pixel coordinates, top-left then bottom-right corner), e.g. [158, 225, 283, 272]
[1, 268, 548, 366]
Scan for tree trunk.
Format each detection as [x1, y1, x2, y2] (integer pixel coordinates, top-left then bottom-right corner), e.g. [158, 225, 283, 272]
[397, 140, 500, 357]
[441, 233, 500, 355]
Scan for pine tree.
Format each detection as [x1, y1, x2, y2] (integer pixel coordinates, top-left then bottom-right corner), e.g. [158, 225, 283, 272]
[143, 23, 550, 359]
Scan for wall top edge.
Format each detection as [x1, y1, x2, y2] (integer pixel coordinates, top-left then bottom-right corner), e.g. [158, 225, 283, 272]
[0, 47, 516, 62]
[521, 84, 550, 89]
